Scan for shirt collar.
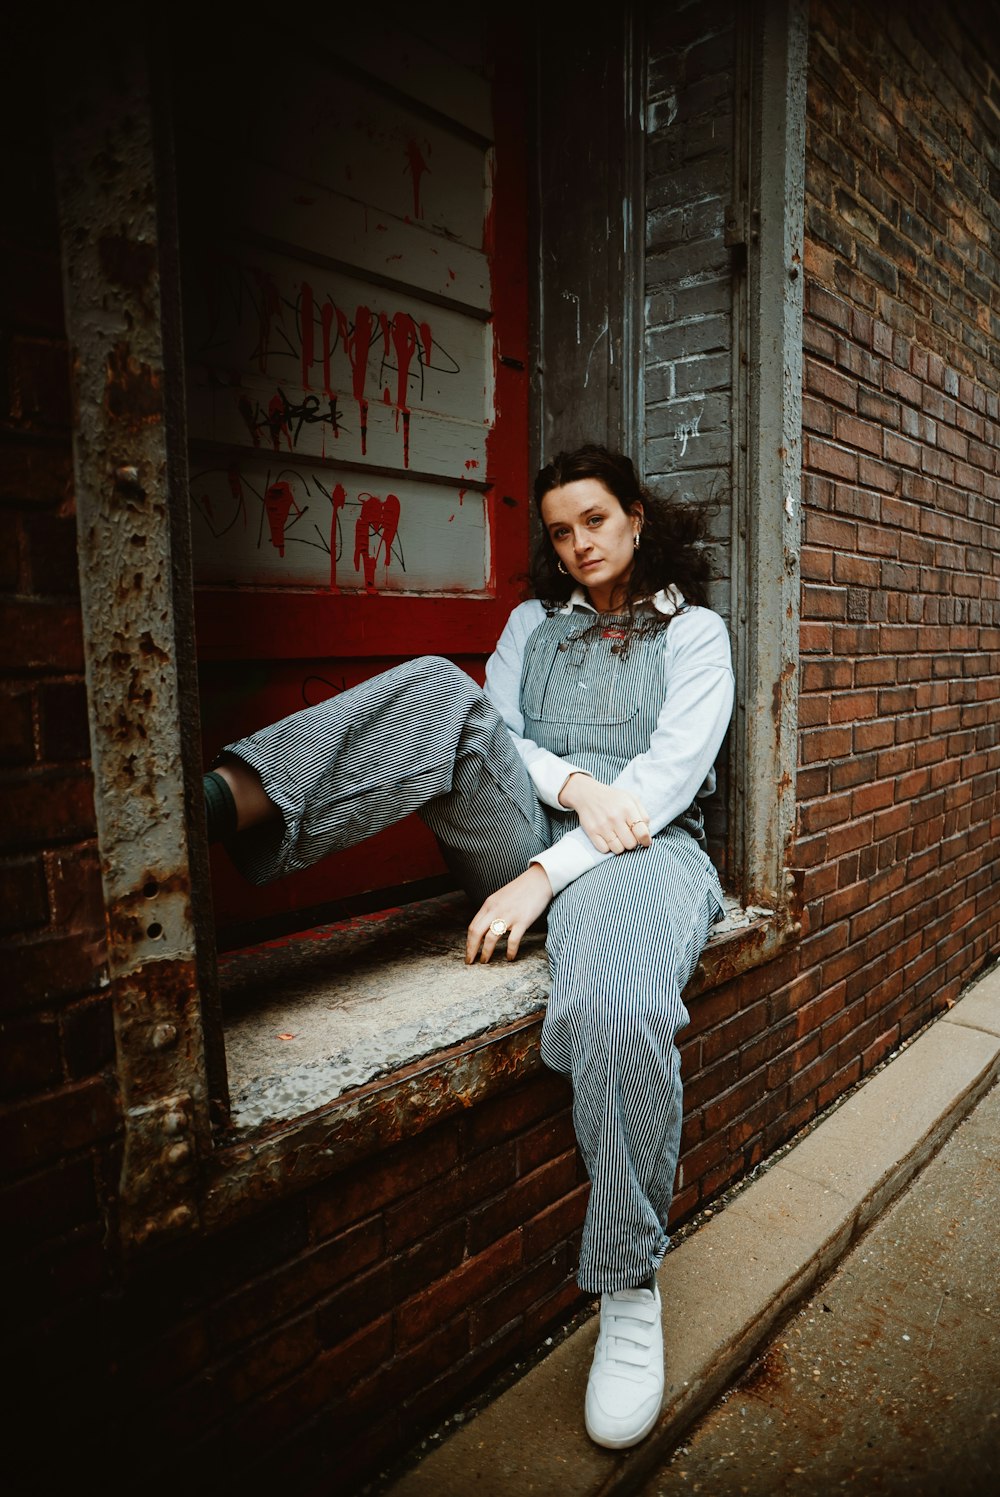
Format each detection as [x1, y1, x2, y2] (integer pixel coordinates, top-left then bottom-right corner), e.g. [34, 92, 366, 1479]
[558, 584, 686, 617]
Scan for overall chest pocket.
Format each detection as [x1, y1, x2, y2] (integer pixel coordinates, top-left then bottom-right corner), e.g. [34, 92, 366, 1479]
[520, 631, 650, 730]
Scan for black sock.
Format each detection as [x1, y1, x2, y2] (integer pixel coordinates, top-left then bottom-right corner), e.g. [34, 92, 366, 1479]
[204, 770, 237, 843]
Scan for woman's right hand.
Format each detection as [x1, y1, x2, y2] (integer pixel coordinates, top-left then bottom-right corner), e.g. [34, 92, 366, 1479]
[558, 773, 652, 855]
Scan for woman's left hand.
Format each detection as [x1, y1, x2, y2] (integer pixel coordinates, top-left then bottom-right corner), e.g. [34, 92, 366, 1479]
[466, 864, 553, 964]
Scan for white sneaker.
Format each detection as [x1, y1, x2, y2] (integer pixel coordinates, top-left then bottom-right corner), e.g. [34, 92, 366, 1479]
[585, 1283, 664, 1449]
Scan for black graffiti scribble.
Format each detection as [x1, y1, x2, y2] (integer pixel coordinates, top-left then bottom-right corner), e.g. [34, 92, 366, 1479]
[191, 258, 463, 385]
[238, 388, 345, 450]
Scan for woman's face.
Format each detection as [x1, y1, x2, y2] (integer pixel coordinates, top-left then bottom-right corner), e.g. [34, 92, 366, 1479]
[539, 478, 642, 613]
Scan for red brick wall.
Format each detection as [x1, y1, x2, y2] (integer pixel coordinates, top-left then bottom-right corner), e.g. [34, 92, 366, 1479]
[0, 72, 122, 1489]
[134, 1074, 587, 1490]
[798, 0, 1000, 1032]
[673, 0, 1000, 1220]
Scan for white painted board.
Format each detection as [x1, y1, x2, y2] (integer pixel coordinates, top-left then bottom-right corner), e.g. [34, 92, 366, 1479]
[190, 457, 490, 595]
[213, 161, 491, 312]
[190, 60, 490, 250]
[185, 250, 494, 478]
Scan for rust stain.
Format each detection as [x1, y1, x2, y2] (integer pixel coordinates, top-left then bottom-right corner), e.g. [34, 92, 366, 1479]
[772, 658, 796, 723]
[138, 630, 170, 663]
[107, 870, 194, 968]
[702, 922, 770, 987]
[104, 342, 163, 427]
[740, 1344, 789, 1400]
[115, 960, 204, 1104]
[785, 866, 805, 924]
[97, 233, 157, 317]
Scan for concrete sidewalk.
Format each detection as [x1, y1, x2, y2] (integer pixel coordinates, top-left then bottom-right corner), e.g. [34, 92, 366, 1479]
[644, 1070, 1000, 1493]
[384, 964, 1000, 1497]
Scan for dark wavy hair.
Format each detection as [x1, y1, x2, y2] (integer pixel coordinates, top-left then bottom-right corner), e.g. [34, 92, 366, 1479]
[529, 444, 712, 613]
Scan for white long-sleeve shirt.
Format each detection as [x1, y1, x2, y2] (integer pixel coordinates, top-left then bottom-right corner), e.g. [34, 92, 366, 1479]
[484, 587, 735, 896]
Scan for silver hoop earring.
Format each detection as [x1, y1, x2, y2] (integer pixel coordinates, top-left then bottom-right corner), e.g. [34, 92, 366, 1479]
[633, 531, 641, 550]
[557, 561, 568, 575]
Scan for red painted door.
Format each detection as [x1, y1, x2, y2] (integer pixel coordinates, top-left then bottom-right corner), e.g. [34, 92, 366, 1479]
[175, 24, 529, 942]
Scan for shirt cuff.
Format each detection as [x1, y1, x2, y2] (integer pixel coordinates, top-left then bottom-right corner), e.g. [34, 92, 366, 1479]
[526, 755, 591, 809]
[530, 833, 604, 897]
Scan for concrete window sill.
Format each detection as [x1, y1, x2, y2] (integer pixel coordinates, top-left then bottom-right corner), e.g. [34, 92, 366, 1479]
[219, 890, 790, 1135]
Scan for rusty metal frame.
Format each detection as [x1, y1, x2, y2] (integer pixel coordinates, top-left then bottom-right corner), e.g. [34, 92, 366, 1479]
[730, 0, 809, 913]
[51, 30, 221, 1252]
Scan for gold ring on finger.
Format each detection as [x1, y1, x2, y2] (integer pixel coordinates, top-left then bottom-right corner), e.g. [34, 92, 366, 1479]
[489, 919, 510, 937]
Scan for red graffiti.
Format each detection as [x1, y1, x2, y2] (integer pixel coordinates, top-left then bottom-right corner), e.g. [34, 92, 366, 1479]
[390, 313, 433, 408]
[251, 268, 281, 373]
[267, 393, 292, 452]
[300, 281, 314, 390]
[336, 304, 376, 455]
[354, 492, 400, 593]
[263, 481, 301, 556]
[388, 312, 433, 467]
[329, 482, 347, 592]
[404, 139, 431, 219]
[282, 298, 438, 466]
[458, 457, 480, 505]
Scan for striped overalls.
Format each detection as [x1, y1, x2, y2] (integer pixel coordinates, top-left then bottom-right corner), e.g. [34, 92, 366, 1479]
[223, 612, 725, 1292]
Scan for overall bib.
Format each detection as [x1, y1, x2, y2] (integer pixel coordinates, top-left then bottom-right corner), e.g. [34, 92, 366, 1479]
[222, 623, 724, 1293]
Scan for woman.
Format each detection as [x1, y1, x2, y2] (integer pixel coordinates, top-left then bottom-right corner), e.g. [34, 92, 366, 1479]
[203, 444, 734, 1450]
